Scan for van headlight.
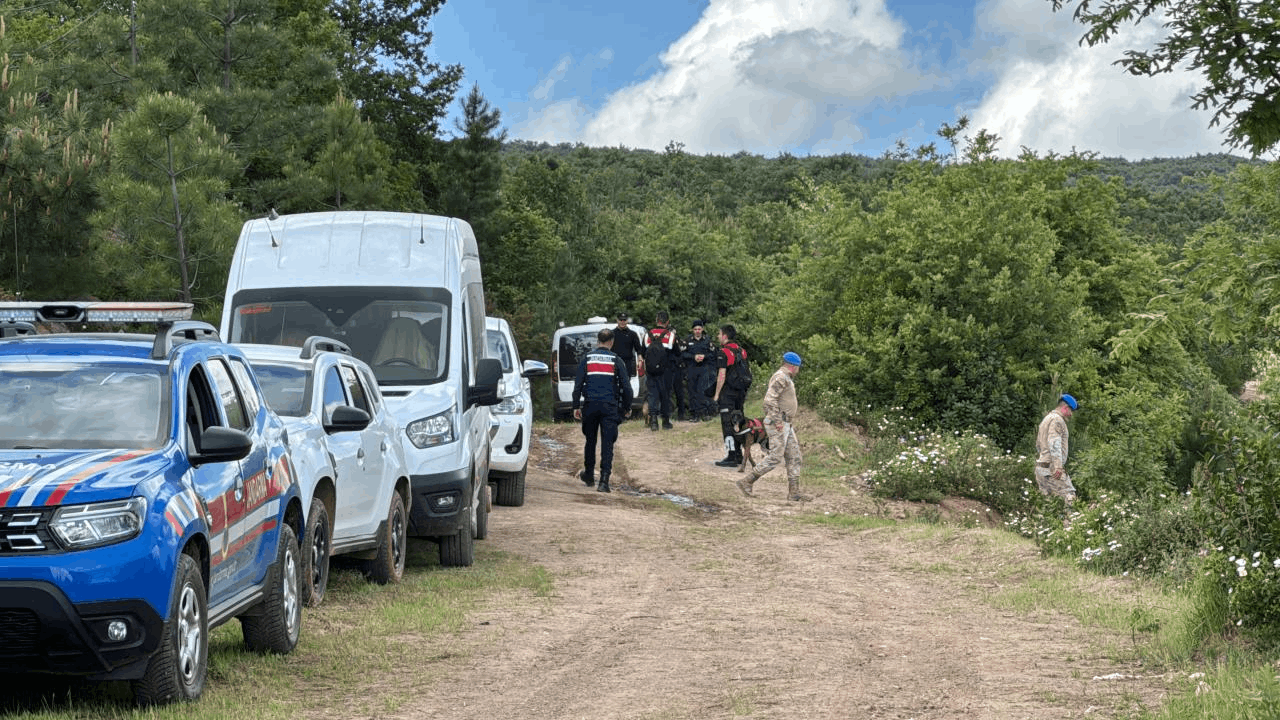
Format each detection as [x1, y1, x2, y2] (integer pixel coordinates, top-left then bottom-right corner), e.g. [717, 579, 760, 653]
[406, 408, 455, 448]
[493, 394, 525, 415]
[51, 498, 147, 549]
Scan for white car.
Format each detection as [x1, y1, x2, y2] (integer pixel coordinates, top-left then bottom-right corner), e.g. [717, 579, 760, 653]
[239, 337, 412, 606]
[552, 316, 646, 421]
[486, 317, 548, 506]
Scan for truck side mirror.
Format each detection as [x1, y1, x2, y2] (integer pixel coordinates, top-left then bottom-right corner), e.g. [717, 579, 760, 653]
[468, 357, 502, 407]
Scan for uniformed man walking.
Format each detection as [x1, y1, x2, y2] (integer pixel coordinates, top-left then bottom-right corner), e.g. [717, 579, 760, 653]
[713, 324, 750, 467]
[736, 352, 808, 501]
[1035, 394, 1078, 504]
[572, 328, 633, 493]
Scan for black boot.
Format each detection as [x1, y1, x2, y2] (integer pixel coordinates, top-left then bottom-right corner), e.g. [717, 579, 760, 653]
[677, 412, 687, 422]
[649, 414, 659, 432]
[715, 439, 740, 467]
[579, 468, 595, 487]
[597, 472, 611, 493]
[662, 417, 673, 430]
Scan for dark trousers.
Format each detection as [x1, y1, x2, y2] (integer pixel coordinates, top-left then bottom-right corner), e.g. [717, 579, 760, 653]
[582, 402, 620, 474]
[646, 369, 673, 420]
[672, 366, 689, 416]
[718, 388, 746, 456]
[689, 365, 714, 416]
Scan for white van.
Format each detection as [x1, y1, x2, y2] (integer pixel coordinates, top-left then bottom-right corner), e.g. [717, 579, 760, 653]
[552, 316, 646, 421]
[220, 211, 502, 567]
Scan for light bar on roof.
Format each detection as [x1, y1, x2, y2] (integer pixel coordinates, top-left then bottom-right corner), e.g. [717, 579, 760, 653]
[0, 302, 194, 324]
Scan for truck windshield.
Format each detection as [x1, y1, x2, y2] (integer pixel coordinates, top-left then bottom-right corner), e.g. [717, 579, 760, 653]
[228, 287, 450, 386]
[0, 364, 168, 449]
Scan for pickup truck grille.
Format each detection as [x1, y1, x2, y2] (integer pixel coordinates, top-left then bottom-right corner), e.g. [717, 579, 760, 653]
[0, 509, 54, 554]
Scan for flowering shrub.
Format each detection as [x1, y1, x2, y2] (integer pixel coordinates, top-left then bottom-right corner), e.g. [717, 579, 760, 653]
[1207, 550, 1280, 641]
[861, 419, 1035, 516]
[1008, 491, 1205, 582]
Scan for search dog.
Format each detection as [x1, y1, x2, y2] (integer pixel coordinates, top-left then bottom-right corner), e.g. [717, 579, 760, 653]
[730, 410, 771, 473]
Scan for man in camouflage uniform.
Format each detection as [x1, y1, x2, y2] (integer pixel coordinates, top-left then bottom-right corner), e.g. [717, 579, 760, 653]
[736, 352, 808, 502]
[1035, 394, 1078, 504]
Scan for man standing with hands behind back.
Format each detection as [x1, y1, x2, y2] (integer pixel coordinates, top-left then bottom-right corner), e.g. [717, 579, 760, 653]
[572, 328, 633, 494]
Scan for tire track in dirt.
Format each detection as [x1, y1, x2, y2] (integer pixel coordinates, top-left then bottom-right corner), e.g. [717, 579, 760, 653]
[387, 421, 1172, 720]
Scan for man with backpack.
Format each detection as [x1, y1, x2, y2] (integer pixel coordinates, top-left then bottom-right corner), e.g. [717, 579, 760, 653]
[713, 324, 752, 467]
[643, 311, 678, 431]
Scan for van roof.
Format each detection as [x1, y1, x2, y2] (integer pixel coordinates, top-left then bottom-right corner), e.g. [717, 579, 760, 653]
[232, 211, 477, 289]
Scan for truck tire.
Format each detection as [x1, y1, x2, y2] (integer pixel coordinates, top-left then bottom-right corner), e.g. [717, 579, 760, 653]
[241, 524, 301, 654]
[301, 498, 330, 607]
[133, 552, 207, 705]
[361, 491, 407, 584]
[494, 467, 526, 507]
[438, 477, 475, 567]
[474, 482, 490, 540]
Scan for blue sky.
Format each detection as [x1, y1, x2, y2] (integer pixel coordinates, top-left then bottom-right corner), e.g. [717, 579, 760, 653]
[429, 0, 1240, 159]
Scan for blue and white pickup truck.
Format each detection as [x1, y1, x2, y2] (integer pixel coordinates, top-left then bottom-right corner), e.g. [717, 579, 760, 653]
[0, 302, 304, 705]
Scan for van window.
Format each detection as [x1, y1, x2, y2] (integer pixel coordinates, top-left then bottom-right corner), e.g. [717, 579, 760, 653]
[228, 287, 450, 386]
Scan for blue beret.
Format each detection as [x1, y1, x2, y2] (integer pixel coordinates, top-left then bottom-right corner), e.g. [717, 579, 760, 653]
[783, 351, 802, 367]
[1060, 393, 1078, 410]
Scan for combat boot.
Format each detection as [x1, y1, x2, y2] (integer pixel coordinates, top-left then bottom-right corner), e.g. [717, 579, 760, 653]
[677, 411, 687, 422]
[736, 474, 755, 497]
[662, 417, 673, 430]
[579, 469, 595, 487]
[649, 413, 659, 432]
[787, 476, 811, 502]
[597, 472, 611, 493]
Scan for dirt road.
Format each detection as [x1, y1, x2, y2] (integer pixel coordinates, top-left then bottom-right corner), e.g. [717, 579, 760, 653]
[394, 416, 1173, 720]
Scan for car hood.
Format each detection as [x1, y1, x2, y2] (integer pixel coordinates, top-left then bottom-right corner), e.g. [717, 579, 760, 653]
[380, 382, 459, 425]
[0, 448, 167, 508]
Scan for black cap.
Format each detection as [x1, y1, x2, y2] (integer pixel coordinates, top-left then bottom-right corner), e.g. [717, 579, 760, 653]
[692, 319, 705, 328]
[617, 312, 629, 321]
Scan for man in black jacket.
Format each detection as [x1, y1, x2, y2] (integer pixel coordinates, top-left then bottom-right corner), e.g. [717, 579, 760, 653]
[682, 319, 715, 422]
[572, 329, 633, 493]
[610, 312, 644, 421]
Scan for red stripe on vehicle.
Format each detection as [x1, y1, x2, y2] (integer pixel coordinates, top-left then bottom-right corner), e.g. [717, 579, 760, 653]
[165, 509, 183, 536]
[44, 449, 152, 506]
[222, 518, 279, 559]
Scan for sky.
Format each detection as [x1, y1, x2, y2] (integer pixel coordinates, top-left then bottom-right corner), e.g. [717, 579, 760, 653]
[428, 0, 1243, 160]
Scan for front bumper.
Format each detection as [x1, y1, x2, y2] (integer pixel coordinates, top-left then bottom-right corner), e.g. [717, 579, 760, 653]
[407, 467, 471, 538]
[489, 418, 529, 474]
[0, 580, 163, 679]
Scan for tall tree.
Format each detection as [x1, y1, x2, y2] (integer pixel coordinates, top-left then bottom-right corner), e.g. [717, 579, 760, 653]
[329, 0, 461, 195]
[1049, 0, 1280, 155]
[441, 83, 505, 252]
[92, 92, 240, 309]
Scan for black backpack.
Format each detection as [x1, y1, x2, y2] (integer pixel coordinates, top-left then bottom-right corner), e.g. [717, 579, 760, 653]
[644, 329, 670, 374]
[725, 346, 752, 392]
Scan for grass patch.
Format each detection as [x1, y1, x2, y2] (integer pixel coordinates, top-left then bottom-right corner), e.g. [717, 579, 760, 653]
[0, 543, 552, 720]
[802, 513, 897, 532]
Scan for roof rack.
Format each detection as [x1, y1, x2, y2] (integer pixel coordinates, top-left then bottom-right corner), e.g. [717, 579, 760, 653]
[151, 321, 220, 359]
[300, 335, 352, 359]
[0, 321, 37, 338]
[0, 301, 193, 324]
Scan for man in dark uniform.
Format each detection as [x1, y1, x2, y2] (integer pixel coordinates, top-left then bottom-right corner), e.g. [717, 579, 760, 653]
[572, 328, 633, 493]
[610, 312, 644, 421]
[671, 327, 690, 422]
[713, 324, 750, 467]
[682, 319, 715, 422]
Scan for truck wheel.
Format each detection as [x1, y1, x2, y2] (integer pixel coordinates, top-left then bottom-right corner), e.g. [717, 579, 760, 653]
[361, 491, 407, 584]
[494, 467, 526, 507]
[474, 482, 490, 540]
[301, 498, 330, 607]
[241, 524, 301, 654]
[437, 480, 475, 567]
[133, 552, 207, 705]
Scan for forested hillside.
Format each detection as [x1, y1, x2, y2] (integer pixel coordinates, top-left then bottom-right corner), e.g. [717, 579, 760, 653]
[7, 0, 1280, 653]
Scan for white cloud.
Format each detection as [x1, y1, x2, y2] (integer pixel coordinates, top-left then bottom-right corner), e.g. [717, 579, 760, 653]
[968, 0, 1231, 158]
[519, 0, 934, 154]
[516, 98, 590, 144]
[530, 56, 572, 102]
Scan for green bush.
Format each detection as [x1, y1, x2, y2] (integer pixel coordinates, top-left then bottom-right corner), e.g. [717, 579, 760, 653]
[862, 418, 1036, 516]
